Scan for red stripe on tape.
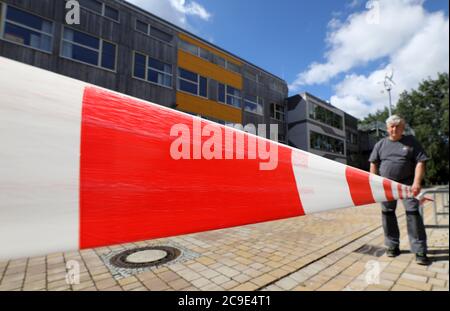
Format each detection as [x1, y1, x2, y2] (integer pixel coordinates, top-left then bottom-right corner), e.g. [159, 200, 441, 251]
[79, 86, 304, 249]
[345, 167, 375, 206]
[397, 184, 404, 199]
[383, 179, 394, 201]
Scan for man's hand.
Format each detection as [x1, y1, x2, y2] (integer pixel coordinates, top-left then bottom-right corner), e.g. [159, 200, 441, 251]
[412, 182, 422, 197]
[412, 162, 426, 197]
[370, 162, 378, 175]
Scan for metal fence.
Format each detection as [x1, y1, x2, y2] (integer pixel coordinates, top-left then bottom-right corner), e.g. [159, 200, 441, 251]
[419, 186, 449, 225]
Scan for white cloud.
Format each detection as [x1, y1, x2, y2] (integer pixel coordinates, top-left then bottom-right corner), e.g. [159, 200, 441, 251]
[331, 12, 449, 119]
[289, 0, 449, 119]
[126, 0, 211, 30]
[169, 0, 211, 21]
[347, 0, 361, 9]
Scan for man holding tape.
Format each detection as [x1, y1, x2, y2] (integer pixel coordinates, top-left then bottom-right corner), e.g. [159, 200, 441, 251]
[369, 115, 430, 265]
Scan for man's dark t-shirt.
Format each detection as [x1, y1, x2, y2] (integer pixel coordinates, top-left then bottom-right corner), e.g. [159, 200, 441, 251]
[369, 135, 429, 184]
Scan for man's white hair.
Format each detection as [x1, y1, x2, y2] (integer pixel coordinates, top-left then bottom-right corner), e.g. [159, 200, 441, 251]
[386, 115, 405, 126]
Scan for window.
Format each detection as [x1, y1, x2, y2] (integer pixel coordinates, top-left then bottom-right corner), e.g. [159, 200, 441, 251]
[2, 5, 53, 52]
[308, 102, 343, 130]
[244, 95, 264, 116]
[62, 27, 116, 70]
[136, 20, 149, 34]
[150, 27, 172, 43]
[178, 68, 207, 97]
[78, 0, 102, 14]
[226, 85, 242, 108]
[216, 55, 226, 67]
[269, 81, 285, 94]
[136, 21, 172, 43]
[310, 131, 345, 155]
[179, 39, 198, 55]
[77, 0, 119, 21]
[270, 103, 284, 121]
[148, 58, 172, 87]
[226, 61, 241, 74]
[101, 41, 116, 69]
[178, 39, 240, 74]
[133, 52, 172, 88]
[244, 71, 258, 82]
[133, 53, 146, 79]
[104, 5, 119, 21]
[199, 47, 210, 61]
[178, 68, 198, 95]
[218, 83, 225, 103]
[199, 76, 208, 97]
[346, 131, 358, 145]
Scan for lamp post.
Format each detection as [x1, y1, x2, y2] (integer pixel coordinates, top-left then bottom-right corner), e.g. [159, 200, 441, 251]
[383, 71, 395, 117]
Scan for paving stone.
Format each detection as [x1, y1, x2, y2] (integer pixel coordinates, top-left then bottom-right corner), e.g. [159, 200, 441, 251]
[2, 201, 446, 292]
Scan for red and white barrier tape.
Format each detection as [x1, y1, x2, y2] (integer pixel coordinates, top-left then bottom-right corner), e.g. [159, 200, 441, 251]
[0, 57, 415, 260]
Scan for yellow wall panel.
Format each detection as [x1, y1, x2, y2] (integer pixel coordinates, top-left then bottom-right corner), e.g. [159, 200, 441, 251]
[178, 50, 242, 89]
[176, 92, 242, 124]
[178, 33, 242, 66]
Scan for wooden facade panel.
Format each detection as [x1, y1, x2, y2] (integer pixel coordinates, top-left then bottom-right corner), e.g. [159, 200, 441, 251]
[4, 0, 55, 19]
[127, 79, 175, 107]
[1, 0, 287, 129]
[243, 78, 258, 96]
[0, 42, 54, 70]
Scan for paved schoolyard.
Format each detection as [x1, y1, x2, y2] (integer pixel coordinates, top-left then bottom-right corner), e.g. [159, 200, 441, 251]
[0, 196, 448, 291]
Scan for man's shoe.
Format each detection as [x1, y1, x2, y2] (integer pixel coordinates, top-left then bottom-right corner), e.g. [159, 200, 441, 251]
[386, 247, 401, 257]
[415, 253, 431, 265]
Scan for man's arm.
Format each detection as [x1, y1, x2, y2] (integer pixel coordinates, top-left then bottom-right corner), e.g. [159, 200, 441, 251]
[412, 161, 426, 196]
[370, 162, 378, 175]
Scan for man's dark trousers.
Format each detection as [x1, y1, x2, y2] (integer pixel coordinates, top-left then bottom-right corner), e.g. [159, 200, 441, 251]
[382, 198, 427, 253]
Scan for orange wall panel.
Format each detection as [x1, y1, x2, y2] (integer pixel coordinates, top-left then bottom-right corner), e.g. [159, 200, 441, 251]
[178, 50, 242, 89]
[178, 33, 242, 66]
[176, 92, 242, 123]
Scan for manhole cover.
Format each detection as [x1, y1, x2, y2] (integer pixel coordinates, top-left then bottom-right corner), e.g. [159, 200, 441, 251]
[110, 246, 181, 269]
[354, 244, 386, 257]
[126, 250, 168, 263]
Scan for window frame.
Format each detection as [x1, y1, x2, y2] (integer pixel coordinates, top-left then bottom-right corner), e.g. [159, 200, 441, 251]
[135, 20, 174, 45]
[0, 3, 54, 54]
[60, 26, 117, 72]
[135, 19, 149, 35]
[244, 95, 264, 116]
[179, 39, 199, 56]
[225, 60, 241, 74]
[270, 103, 285, 121]
[149, 26, 173, 44]
[73, 0, 120, 23]
[309, 131, 345, 155]
[178, 39, 241, 74]
[225, 85, 242, 109]
[308, 101, 343, 130]
[177, 68, 208, 99]
[217, 83, 226, 104]
[132, 51, 173, 89]
[103, 4, 119, 22]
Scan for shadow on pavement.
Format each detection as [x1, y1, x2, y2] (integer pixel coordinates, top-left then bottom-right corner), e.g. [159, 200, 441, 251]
[428, 249, 449, 262]
[425, 225, 449, 229]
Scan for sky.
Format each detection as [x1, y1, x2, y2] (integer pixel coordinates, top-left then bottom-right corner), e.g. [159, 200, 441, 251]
[127, 0, 449, 119]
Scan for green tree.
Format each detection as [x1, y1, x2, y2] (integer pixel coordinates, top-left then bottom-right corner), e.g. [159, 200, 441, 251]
[361, 73, 449, 185]
[360, 107, 390, 126]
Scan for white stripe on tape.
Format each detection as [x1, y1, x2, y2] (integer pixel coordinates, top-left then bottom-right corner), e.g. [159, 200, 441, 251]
[369, 174, 387, 202]
[391, 182, 399, 200]
[0, 57, 84, 260]
[291, 149, 353, 214]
